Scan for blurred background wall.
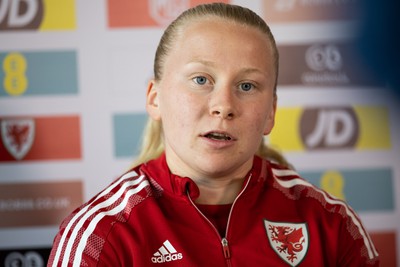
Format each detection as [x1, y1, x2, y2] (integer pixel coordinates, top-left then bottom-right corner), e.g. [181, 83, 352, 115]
[0, 0, 399, 266]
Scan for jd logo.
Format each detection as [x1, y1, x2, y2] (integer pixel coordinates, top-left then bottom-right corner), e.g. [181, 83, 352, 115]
[149, 0, 189, 26]
[300, 107, 359, 149]
[0, 0, 44, 30]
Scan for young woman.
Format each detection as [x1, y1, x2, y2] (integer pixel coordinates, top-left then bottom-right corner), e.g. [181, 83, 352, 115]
[48, 3, 379, 266]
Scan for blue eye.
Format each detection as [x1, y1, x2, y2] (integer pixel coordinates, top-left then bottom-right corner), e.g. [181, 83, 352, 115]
[193, 76, 207, 85]
[240, 82, 253, 91]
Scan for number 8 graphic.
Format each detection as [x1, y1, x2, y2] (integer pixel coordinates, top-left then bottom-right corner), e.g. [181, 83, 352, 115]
[3, 52, 28, 96]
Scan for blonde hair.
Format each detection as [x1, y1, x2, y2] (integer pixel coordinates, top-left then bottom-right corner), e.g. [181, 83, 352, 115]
[133, 3, 290, 168]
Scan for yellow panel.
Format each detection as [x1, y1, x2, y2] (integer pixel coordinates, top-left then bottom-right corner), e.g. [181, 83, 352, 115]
[354, 106, 391, 150]
[40, 0, 76, 30]
[268, 107, 304, 151]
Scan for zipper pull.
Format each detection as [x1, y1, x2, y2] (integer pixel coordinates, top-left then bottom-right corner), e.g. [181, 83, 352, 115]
[221, 237, 231, 259]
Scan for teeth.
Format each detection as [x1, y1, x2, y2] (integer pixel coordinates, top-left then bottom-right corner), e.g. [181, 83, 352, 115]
[206, 133, 231, 140]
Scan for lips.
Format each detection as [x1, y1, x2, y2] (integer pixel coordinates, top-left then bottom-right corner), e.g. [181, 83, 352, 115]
[202, 131, 235, 141]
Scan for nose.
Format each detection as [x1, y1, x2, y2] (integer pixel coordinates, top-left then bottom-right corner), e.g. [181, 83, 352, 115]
[209, 86, 237, 119]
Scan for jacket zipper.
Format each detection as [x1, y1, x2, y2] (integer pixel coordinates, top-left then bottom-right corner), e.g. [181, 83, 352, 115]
[221, 237, 230, 258]
[187, 174, 252, 267]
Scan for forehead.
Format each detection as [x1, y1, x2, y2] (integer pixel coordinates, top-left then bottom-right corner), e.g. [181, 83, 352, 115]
[170, 17, 274, 66]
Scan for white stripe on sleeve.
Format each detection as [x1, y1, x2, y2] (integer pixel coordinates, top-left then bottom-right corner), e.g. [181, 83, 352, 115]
[51, 170, 140, 267]
[72, 179, 150, 267]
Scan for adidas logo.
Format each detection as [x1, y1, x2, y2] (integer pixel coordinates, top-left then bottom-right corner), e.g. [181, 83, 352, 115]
[151, 240, 183, 264]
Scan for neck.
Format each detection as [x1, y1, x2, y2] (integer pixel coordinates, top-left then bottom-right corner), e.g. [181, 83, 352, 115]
[193, 176, 245, 205]
[163, 151, 254, 204]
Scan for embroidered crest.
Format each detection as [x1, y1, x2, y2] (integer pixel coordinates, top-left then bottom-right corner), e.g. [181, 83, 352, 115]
[264, 220, 309, 266]
[1, 118, 35, 160]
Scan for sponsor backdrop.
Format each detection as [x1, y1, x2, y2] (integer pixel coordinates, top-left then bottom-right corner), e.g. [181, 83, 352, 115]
[0, 0, 399, 266]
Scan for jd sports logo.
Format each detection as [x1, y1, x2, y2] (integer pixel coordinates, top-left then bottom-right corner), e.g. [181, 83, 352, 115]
[0, 0, 43, 29]
[0, 0, 76, 31]
[269, 106, 391, 151]
[300, 107, 358, 149]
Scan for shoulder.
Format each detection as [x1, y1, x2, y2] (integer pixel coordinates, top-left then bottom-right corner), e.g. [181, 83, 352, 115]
[267, 163, 355, 227]
[48, 168, 152, 266]
[268, 161, 338, 204]
[81, 168, 152, 219]
[267, 162, 359, 221]
[69, 168, 152, 230]
[267, 161, 379, 264]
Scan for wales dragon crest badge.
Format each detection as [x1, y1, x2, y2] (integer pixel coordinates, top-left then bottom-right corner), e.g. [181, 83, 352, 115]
[1, 118, 35, 160]
[264, 219, 309, 266]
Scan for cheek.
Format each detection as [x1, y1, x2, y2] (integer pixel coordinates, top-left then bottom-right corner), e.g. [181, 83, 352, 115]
[176, 91, 204, 114]
[248, 109, 273, 137]
[161, 93, 198, 128]
[248, 109, 268, 130]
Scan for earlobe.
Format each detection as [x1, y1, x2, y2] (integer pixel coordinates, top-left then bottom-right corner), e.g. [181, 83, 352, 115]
[146, 80, 161, 120]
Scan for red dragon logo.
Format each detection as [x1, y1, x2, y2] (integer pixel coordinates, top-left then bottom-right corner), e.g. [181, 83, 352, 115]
[264, 220, 309, 266]
[1, 119, 35, 160]
[6, 124, 30, 151]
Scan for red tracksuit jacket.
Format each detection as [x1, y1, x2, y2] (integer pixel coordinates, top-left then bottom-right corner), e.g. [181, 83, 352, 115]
[48, 154, 379, 266]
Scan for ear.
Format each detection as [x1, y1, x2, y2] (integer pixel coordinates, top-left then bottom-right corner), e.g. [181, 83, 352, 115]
[263, 95, 277, 135]
[146, 80, 161, 120]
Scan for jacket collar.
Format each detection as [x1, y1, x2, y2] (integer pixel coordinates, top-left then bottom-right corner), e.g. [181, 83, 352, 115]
[139, 153, 268, 202]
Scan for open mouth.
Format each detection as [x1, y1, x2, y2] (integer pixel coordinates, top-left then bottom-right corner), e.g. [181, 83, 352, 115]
[204, 132, 233, 141]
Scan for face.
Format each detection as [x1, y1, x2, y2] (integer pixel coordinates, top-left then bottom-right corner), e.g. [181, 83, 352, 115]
[147, 17, 277, 180]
